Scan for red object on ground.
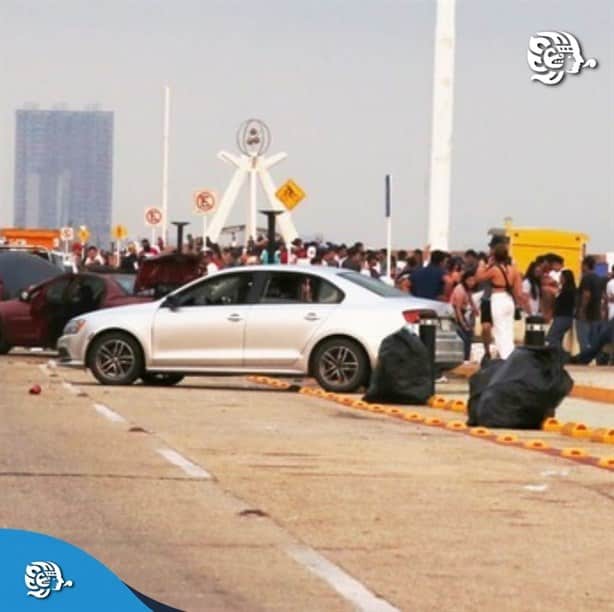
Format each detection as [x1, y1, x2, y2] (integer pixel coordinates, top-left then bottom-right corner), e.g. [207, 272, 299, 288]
[29, 384, 42, 395]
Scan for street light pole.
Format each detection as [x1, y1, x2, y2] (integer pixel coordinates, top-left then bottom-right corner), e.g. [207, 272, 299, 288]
[427, 0, 456, 251]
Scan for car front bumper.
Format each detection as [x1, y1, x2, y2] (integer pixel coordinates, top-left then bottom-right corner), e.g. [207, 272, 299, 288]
[57, 333, 87, 368]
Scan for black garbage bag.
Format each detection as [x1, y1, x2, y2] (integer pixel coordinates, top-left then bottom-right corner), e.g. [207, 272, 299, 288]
[363, 327, 432, 405]
[466, 346, 573, 429]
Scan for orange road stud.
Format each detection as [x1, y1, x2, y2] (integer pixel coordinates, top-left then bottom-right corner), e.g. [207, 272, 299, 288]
[542, 418, 563, 432]
[446, 420, 467, 431]
[523, 440, 549, 450]
[597, 457, 614, 469]
[425, 417, 444, 426]
[469, 427, 490, 437]
[591, 428, 614, 444]
[385, 407, 405, 417]
[561, 448, 588, 458]
[430, 396, 448, 409]
[561, 422, 592, 439]
[450, 400, 467, 413]
[404, 412, 425, 422]
[353, 400, 369, 410]
[340, 396, 356, 406]
[324, 392, 337, 399]
[369, 404, 386, 413]
[496, 434, 519, 444]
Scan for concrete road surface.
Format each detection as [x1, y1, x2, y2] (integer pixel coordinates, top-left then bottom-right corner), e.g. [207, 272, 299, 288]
[2, 354, 614, 611]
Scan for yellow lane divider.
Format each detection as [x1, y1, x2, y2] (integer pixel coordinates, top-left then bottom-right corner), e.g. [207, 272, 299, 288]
[245, 376, 614, 472]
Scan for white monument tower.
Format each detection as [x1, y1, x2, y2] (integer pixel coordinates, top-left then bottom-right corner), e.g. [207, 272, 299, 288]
[206, 119, 299, 245]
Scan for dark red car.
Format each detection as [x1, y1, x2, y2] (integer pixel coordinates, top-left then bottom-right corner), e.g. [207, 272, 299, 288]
[0, 272, 150, 354]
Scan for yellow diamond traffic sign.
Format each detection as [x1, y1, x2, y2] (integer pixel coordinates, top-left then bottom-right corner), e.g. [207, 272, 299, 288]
[77, 226, 90, 243]
[112, 224, 128, 240]
[276, 179, 306, 211]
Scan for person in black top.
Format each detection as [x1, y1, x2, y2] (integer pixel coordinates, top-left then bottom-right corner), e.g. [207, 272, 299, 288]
[546, 269, 576, 349]
[575, 256, 604, 352]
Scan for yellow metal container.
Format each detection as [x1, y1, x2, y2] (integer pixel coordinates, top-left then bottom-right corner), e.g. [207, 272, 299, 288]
[504, 227, 588, 278]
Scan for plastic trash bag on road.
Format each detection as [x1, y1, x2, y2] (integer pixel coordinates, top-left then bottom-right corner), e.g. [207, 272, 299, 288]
[467, 347, 573, 429]
[363, 327, 432, 405]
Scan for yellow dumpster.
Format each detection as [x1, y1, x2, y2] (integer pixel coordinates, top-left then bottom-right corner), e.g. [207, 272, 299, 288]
[489, 227, 589, 278]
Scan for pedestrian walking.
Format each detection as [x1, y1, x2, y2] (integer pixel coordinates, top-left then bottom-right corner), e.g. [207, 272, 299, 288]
[546, 269, 576, 349]
[476, 243, 523, 359]
[450, 270, 479, 362]
[575, 256, 604, 353]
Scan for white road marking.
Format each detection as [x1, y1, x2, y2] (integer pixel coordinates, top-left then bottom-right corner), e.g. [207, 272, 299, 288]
[93, 403, 127, 424]
[38, 364, 49, 376]
[523, 484, 549, 492]
[47, 359, 57, 369]
[287, 545, 400, 612]
[157, 448, 212, 479]
[541, 469, 570, 478]
[62, 381, 82, 396]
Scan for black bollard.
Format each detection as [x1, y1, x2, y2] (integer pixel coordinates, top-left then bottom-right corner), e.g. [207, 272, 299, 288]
[525, 315, 546, 348]
[419, 310, 438, 396]
[259, 210, 283, 264]
[171, 221, 190, 253]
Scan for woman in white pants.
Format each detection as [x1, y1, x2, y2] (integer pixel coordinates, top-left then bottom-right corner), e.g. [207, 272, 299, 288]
[476, 244, 524, 359]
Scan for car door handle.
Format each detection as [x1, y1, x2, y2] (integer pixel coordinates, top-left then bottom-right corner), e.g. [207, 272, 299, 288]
[304, 313, 320, 321]
[227, 314, 243, 322]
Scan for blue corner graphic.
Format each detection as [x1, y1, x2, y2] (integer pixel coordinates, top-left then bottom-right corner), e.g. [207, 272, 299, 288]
[0, 529, 182, 611]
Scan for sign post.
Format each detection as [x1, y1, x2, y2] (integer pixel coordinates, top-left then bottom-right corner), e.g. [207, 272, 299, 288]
[60, 227, 74, 255]
[145, 207, 163, 246]
[112, 224, 128, 268]
[275, 179, 306, 211]
[193, 190, 217, 245]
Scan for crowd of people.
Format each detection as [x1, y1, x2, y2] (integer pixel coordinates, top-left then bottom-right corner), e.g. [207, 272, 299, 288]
[71, 232, 614, 366]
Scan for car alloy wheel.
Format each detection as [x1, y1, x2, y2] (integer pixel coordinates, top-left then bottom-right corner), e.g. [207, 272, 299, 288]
[313, 338, 369, 393]
[320, 346, 359, 386]
[89, 332, 143, 385]
[96, 339, 136, 380]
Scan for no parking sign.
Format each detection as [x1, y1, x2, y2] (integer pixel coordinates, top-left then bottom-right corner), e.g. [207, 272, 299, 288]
[145, 207, 163, 226]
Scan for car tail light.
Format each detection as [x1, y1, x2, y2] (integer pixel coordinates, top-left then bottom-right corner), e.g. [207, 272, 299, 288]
[402, 310, 421, 324]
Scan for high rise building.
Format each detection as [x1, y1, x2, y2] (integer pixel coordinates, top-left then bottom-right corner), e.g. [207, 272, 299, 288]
[13, 108, 113, 245]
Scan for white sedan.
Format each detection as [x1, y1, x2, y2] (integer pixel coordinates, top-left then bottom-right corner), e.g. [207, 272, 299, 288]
[58, 265, 463, 392]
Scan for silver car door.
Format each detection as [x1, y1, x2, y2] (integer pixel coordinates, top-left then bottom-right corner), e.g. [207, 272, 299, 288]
[150, 271, 255, 367]
[243, 272, 343, 368]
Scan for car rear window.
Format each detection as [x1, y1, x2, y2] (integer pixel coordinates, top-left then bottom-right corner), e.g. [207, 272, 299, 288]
[338, 271, 405, 297]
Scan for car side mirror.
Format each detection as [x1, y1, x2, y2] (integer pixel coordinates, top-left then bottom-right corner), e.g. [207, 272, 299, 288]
[19, 289, 30, 302]
[163, 294, 180, 311]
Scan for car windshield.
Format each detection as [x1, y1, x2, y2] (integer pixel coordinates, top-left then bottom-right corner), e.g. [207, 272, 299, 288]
[111, 274, 136, 295]
[337, 271, 405, 297]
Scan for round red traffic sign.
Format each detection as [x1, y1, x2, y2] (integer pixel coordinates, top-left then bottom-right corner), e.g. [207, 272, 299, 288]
[194, 191, 217, 214]
[145, 207, 163, 226]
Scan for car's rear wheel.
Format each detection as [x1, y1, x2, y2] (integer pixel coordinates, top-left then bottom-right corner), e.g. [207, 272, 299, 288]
[312, 338, 369, 393]
[88, 332, 143, 385]
[141, 372, 184, 386]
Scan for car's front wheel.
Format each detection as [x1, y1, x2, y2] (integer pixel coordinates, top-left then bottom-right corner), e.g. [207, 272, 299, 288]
[141, 372, 184, 386]
[88, 332, 143, 385]
[312, 338, 369, 393]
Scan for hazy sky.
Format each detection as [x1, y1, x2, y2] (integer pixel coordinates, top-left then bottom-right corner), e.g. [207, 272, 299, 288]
[1, 0, 612, 250]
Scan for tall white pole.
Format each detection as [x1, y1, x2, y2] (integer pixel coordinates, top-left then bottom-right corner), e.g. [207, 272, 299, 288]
[161, 85, 171, 246]
[202, 214, 208, 246]
[385, 174, 392, 281]
[427, 0, 456, 251]
[249, 165, 257, 241]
